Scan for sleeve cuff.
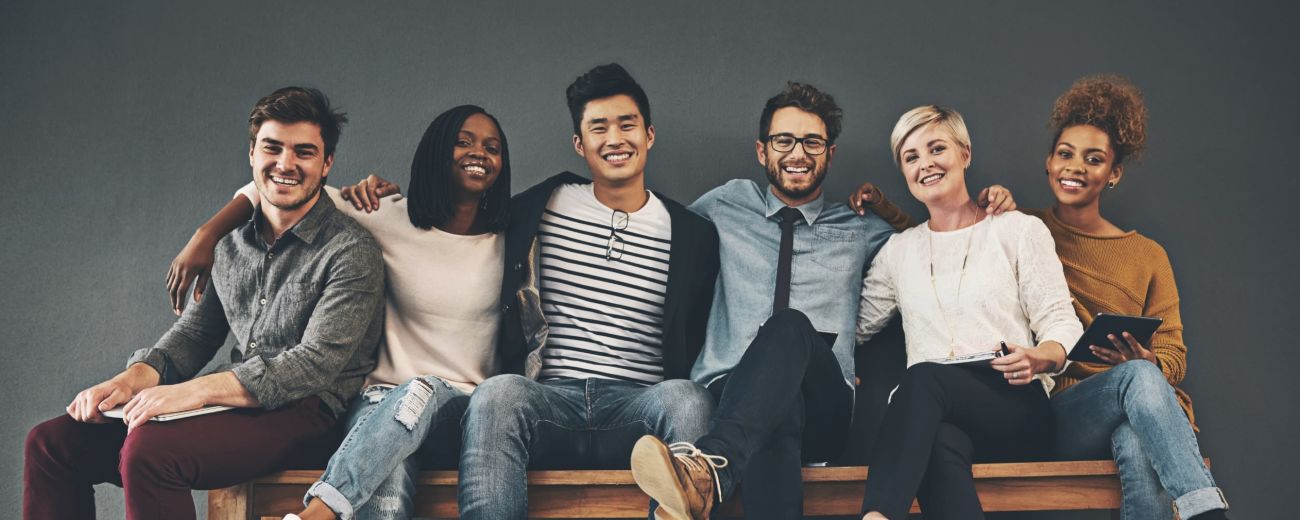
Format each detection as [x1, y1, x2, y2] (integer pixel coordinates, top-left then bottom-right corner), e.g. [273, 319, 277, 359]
[126, 348, 173, 384]
[230, 356, 284, 410]
[1036, 340, 1074, 376]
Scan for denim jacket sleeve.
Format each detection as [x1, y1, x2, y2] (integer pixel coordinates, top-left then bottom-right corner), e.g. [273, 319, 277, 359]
[231, 236, 384, 410]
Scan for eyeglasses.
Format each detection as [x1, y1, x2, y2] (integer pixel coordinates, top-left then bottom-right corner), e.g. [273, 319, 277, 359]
[764, 134, 829, 155]
[605, 210, 629, 261]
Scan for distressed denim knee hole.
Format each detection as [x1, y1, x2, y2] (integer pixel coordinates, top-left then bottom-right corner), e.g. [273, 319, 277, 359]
[395, 378, 436, 431]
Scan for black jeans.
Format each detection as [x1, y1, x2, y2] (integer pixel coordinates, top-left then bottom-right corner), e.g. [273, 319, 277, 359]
[860, 362, 1053, 520]
[693, 309, 854, 519]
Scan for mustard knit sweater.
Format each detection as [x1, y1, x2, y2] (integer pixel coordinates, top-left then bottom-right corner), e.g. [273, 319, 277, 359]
[1024, 209, 1195, 428]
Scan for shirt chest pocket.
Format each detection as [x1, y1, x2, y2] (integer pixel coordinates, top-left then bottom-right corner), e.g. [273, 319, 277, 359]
[264, 281, 320, 341]
[806, 226, 862, 272]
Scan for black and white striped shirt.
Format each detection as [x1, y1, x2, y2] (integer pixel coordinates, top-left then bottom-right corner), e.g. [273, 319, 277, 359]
[537, 184, 672, 385]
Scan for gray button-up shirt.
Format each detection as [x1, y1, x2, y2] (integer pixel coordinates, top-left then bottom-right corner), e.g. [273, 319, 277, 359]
[688, 179, 895, 387]
[128, 195, 385, 416]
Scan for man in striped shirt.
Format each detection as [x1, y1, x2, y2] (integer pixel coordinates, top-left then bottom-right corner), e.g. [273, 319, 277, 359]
[457, 64, 720, 520]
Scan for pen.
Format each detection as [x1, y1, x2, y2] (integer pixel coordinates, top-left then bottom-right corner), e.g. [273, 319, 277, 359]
[1000, 341, 1010, 356]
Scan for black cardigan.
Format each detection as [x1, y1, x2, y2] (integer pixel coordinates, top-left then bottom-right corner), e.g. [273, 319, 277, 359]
[496, 172, 719, 381]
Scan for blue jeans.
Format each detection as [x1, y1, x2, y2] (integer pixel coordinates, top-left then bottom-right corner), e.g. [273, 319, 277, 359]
[1052, 360, 1228, 519]
[457, 375, 713, 520]
[305, 377, 469, 520]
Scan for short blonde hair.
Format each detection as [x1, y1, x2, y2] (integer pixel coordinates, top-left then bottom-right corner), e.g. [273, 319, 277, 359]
[890, 105, 971, 165]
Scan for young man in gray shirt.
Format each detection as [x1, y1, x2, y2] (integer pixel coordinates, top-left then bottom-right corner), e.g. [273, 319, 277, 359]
[23, 87, 385, 520]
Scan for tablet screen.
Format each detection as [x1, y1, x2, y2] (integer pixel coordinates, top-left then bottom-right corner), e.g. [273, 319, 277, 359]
[1067, 313, 1163, 364]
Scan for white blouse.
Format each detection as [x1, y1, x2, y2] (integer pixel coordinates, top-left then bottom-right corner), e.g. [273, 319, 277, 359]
[856, 211, 1082, 393]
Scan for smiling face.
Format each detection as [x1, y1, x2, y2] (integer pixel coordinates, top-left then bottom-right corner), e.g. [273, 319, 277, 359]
[249, 120, 332, 211]
[572, 94, 654, 186]
[1046, 124, 1122, 209]
[897, 123, 971, 206]
[758, 106, 835, 206]
[452, 113, 504, 199]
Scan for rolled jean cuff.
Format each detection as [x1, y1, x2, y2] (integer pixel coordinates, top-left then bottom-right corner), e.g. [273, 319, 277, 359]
[1173, 486, 1228, 519]
[305, 480, 355, 520]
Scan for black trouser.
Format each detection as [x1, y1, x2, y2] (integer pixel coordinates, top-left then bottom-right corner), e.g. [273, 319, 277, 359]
[860, 362, 1053, 520]
[693, 309, 854, 519]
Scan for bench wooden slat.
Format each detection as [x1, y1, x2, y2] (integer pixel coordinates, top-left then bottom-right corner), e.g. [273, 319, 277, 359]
[214, 460, 1206, 519]
[252, 460, 1122, 486]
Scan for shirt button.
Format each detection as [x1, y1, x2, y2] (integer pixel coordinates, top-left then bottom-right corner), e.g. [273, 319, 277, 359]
[514, 262, 524, 271]
[501, 303, 511, 313]
[259, 298, 267, 305]
[267, 252, 274, 259]
[248, 341, 257, 349]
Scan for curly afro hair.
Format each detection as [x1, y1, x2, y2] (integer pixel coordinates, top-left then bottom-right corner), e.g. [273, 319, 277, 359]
[1049, 74, 1148, 165]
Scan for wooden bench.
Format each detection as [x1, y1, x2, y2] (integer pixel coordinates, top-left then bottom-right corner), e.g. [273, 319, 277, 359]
[209, 460, 1146, 519]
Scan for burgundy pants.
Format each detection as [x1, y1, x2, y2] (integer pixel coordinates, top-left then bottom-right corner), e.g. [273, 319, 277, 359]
[24, 397, 339, 520]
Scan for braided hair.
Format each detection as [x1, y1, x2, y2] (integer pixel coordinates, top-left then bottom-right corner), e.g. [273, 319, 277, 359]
[407, 105, 510, 232]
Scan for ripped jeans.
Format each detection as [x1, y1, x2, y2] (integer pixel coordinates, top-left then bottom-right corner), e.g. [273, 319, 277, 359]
[305, 377, 469, 520]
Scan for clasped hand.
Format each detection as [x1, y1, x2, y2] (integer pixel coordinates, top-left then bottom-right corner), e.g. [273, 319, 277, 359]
[990, 342, 1064, 385]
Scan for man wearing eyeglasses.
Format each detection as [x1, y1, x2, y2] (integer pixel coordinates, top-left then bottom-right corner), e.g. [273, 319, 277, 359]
[630, 83, 897, 519]
[455, 63, 720, 520]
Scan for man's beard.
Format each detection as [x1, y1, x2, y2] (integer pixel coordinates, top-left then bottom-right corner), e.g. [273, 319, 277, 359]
[765, 158, 829, 201]
[259, 168, 324, 211]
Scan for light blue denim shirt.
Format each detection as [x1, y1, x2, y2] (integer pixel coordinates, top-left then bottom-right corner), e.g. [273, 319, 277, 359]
[688, 179, 895, 387]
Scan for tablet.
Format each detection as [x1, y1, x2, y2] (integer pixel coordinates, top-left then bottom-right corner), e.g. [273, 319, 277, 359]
[1067, 313, 1163, 364]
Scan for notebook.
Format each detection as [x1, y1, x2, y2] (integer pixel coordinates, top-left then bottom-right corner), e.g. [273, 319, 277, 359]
[925, 349, 1005, 368]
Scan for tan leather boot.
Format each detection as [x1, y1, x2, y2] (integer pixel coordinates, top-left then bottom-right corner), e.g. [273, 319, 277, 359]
[631, 435, 728, 520]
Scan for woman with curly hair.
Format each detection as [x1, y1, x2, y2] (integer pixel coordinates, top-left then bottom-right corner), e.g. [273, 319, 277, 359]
[1030, 75, 1230, 520]
[850, 75, 1231, 519]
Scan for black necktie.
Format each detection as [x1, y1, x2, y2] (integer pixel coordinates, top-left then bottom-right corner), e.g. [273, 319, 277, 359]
[774, 206, 802, 312]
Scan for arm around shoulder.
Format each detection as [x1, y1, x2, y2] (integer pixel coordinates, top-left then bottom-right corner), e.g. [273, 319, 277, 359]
[168, 192, 254, 314]
[686, 182, 733, 221]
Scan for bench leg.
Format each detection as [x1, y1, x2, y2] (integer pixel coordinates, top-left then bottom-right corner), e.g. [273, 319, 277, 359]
[208, 483, 251, 520]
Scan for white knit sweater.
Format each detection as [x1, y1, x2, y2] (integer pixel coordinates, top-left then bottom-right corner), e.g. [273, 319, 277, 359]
[856, 211, 1082, 393]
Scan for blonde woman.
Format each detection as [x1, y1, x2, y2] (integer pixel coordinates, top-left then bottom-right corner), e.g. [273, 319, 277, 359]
[853, 106, 1082, 520]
